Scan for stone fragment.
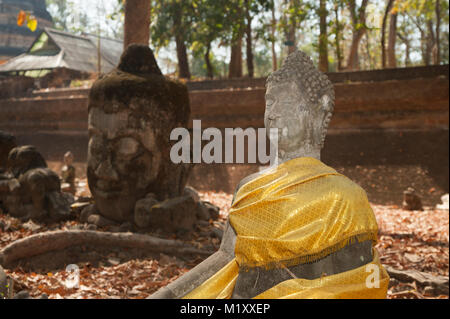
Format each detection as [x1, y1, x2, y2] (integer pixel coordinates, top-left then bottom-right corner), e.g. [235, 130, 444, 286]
[8, 145, 47, 177]
[22, 220, 42, 233]
[134, 196, 159, 228]
[402, 187, 423, 211]
[436, 194, 449, 210]
[13, 291, 30, 299]
[86, 224, 97, 231]
[184, 186, 200, 203]
[148, 195, 198, 233]
[119, 222, 134, 233]
[87, 214, 117, 228]
[200, 201, 220, 220]
[80, 204, 97, 223]
[196, 202, 210, 221]
[0, 145, 71, 222]
[107, 257, 121, 266]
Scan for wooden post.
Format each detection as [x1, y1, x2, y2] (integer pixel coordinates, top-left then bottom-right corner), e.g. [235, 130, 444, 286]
[123, 0, 151, 49]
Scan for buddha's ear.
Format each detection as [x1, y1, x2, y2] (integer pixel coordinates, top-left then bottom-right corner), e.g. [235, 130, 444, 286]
[319, 94, 333, 148]
[320, 94, 333, 114]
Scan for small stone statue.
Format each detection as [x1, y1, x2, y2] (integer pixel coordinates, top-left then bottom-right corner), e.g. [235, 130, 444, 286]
[150, 50, 389, 299]
[0, 145, 71, 222]
[87, 44, 192, 228]
[61, 151, 76, 194]
[402, 187, 423, 211]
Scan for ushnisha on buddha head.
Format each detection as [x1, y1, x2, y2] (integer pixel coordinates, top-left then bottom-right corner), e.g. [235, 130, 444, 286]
[265, 50, 334, 162]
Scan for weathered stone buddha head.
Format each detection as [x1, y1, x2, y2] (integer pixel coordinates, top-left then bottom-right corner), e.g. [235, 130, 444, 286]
[265, 50, 334, 161]
[8, 145, 47, 177]
[87, 44, 190, 223]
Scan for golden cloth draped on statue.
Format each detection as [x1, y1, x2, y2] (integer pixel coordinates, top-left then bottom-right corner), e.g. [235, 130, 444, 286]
[184, 157, 389, 299]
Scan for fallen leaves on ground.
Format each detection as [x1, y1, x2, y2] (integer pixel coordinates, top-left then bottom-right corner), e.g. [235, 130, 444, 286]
[373, 204, 449, 299]
[1, 192, 448, 299]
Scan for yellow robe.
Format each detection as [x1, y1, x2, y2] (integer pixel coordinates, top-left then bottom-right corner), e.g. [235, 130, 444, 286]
[184, 157, 389, 299]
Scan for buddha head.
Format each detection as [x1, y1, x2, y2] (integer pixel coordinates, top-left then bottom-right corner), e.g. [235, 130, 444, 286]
[87, 44, 190, 223]
[265, 50, 334, 161]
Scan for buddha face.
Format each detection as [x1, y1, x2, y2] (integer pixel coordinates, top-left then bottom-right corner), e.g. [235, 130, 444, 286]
[264, 80, 332, 155]
[87, 108, 162, 222]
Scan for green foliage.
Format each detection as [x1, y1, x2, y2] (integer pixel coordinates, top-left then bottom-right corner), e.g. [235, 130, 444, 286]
[151, 0, 196, 50]
[46, 0, 449, 74]
[278, 0, 313, 37]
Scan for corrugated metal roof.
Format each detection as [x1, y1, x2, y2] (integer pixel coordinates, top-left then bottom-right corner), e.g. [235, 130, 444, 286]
[0, 28, 123, 74]
[0, 51, 64, 71]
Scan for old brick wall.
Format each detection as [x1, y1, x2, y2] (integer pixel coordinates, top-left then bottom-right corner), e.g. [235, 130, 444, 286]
[1, 65, 448, 205]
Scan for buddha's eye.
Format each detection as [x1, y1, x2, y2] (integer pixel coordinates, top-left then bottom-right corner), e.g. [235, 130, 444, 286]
[115, 137, 139, 157]
[266, 95, 275, 107]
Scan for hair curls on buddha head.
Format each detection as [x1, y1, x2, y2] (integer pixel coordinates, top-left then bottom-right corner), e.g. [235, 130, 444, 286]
[266, 50, 335, 147]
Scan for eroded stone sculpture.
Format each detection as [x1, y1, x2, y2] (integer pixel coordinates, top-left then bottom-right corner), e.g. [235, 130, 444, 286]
[87, 44, 193, 227]
[61, 151, 76, 194]
[150, 50, 388, 299]
[0, 145, 71, 222]
[402, 187, 423, 211]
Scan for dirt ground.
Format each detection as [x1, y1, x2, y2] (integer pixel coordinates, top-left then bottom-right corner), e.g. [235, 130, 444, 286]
[0, 189, 448, 299]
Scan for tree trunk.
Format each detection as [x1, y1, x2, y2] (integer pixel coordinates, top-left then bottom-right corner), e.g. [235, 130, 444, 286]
[334, 3, 343, 71]
[245, 0, 254, 78]
[346, 30, 365, 70]
[434, 0, 441, 64]
[405, 41, 411, 66]
[123, 0, 151, 49]
[174, 6, 191, 79]
[229, 35, 243, 78]
[287, 24, 296, 54]
[364, 32, 374, 69]
[346, 0, 368, 70]
[425, 20, 435, 66]
[0, 230, 213, 267]
[271, 2, 278, 71]
[387, 12, 397, 68]
[397, 32, 411, 66]
[204, 43, 214, 79]
[381, 0, 394, 68]
[175, 34, 191, 79]
[318, 0, 328, 72]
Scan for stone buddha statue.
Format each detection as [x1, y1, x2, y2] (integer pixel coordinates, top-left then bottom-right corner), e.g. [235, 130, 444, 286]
[150, 50, 389, 299]
[87, 44, 191, 224]
[0, 145, 71, 222]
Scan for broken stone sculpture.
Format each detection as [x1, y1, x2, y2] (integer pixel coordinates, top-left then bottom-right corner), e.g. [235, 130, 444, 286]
[87, 44, 201, 231]
[150, 50, 388, 299]
[61, 151, 76, 194]
[0, 145, 72, 222]
[436, 193, 449, 210]
[402, 187, 423, 211]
